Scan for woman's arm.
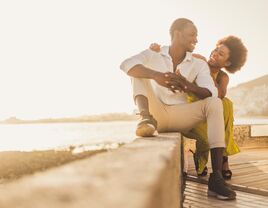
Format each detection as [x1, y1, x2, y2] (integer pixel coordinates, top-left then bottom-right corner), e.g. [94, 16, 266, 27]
[217, 72, 229, 99]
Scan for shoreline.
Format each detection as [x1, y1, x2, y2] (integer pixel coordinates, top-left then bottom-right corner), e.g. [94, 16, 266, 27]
[0, 148, 106, 183]
[0, 116, 268, 125]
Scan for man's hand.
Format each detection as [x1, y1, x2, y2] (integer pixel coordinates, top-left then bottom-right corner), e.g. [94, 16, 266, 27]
[153, 72, 188, 93]
[166, 72, 189, 93]
[153, 72, 172, 89]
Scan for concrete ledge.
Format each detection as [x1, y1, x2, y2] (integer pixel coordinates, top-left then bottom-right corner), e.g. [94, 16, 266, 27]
[0, 133, 182, 208]
[251, 125, 268, 137]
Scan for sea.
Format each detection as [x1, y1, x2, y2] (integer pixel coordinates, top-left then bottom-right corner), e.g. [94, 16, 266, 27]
[0, 118, 267, 152]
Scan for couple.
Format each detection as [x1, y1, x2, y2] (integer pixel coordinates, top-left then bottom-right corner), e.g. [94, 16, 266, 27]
[120, 18, 247, 200]
[150, 34, 246, 180]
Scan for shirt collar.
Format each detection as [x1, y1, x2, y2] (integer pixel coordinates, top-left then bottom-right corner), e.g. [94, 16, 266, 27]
[160, 46, 193, 62]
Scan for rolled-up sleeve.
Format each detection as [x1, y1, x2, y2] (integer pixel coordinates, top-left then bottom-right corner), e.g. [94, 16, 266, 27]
[195, 63, 218, 97]
[120, 49, 152, 74]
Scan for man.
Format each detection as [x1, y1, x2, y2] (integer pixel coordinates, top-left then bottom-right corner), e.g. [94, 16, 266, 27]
[120, 18, 236, 200]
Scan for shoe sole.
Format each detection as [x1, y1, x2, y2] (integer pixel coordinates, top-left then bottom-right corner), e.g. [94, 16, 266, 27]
[208, 190, 236, 200]
[136, 124, 155, 137]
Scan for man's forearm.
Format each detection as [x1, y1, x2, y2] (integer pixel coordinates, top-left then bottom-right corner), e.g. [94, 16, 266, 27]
[186, 82, 212, 99]
[169, 74, 212, 99]
[127, 64, 160, 79]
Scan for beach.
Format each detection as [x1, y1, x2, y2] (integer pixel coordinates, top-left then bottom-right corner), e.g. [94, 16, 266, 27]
[0, 149, 107, 183]
[0, 119, 267, 183]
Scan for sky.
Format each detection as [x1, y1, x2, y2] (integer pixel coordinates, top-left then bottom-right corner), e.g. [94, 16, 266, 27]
[0, 0, 267, 119]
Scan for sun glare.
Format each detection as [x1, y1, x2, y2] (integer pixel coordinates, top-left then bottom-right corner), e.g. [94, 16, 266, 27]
[0, 0, 267, 119]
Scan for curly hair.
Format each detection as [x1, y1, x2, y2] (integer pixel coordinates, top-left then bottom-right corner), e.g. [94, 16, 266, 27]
[217, 36, 248, 73]
[169, 18, 194, 40]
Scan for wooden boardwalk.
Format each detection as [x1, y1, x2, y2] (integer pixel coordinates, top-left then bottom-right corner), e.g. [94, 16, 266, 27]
[184, 181, 268, 208]
[184, 148, 268, 207]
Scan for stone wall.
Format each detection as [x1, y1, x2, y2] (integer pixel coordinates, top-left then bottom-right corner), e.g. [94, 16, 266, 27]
[234, 125, 268, 147]
[0, 133, 182, 208]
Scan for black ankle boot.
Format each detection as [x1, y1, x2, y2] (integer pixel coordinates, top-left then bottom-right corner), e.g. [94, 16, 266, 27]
[208, 170, 236, 200]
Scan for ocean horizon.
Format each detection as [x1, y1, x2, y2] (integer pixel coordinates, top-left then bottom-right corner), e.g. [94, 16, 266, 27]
[0, 118, 267, 152]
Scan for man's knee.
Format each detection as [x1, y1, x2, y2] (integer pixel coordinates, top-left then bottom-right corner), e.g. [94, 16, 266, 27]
[134, 94, 148, 105]
[205, 97, 223, 114]
[132, 78, 151, 99]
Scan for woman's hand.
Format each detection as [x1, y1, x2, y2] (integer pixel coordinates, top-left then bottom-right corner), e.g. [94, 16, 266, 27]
[149, 43, 161, 52]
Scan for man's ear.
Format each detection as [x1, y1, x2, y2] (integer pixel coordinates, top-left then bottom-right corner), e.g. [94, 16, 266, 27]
[173, 30, 181, 38]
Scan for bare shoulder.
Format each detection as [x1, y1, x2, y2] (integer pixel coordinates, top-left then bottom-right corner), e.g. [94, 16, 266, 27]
[219, 70, 229, 79]
[217, 70, 229, 83]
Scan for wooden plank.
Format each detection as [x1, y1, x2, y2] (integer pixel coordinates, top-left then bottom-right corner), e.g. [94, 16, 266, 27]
[186, 182, 268, 201]
[186, 148, 268, 192]
[186, 175, 268, 197]
[184, 181, 268, 208]
[244, 179, 268, 187]
[233, 174, 268, 184]
[231, 171, 267, 180]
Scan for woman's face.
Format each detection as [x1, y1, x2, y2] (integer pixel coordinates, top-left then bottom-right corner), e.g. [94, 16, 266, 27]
[208, 44, 231, 68]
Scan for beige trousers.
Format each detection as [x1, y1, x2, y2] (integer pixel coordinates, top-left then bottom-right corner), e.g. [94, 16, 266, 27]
[132, 78, 225, 149]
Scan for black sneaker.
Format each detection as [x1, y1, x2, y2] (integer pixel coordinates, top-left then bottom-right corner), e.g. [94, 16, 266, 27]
[136, 112, 157, 137]
[208, 171, 236, 200]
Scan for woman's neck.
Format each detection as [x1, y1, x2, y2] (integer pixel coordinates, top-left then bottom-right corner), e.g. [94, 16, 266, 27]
[209, 66, 221, 74]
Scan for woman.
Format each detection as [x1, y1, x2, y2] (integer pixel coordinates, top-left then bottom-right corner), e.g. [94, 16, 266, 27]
[150, 36, 247, 179]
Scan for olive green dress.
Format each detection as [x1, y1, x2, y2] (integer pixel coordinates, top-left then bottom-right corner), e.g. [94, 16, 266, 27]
[187, 71, 240, 175]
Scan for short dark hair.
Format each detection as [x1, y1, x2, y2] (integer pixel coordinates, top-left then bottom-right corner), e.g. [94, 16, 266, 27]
[217, 36, 248, 73]
[169, 18, 194, 39]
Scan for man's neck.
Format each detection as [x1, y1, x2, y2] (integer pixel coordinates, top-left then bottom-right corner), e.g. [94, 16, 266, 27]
[169, 45, 187, 71]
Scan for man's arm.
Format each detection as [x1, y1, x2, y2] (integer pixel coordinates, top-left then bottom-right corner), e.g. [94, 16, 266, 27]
[127, 64, 159, 79]
[184, 81, 212, 99]
[148, 45, 213, 97]
[128, 64, 185, 91]
[194, 63, 218, 98]
[120, 49, 185, 91]
[166, 72, 212, 98]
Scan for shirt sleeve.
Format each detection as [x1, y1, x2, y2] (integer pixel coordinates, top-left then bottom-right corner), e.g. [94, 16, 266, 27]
[120, 49, 153, 74]
[195, 63, 218, 97]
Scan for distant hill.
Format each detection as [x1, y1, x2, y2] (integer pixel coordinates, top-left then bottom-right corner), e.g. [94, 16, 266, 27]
[1, 113, 137, 124]
[2, 75, 268, 123]
[227, 74, 268, 117]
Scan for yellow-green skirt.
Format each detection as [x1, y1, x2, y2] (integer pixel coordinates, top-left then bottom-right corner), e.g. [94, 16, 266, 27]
[188, 96, 240, 175]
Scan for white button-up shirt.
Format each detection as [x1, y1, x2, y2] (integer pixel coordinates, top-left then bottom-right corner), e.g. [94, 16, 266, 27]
[120, 46, 217, 105]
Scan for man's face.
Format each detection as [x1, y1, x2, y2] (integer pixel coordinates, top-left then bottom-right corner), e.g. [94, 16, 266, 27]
[177, 23, 198, 52]
[208, 44, 231, 68]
